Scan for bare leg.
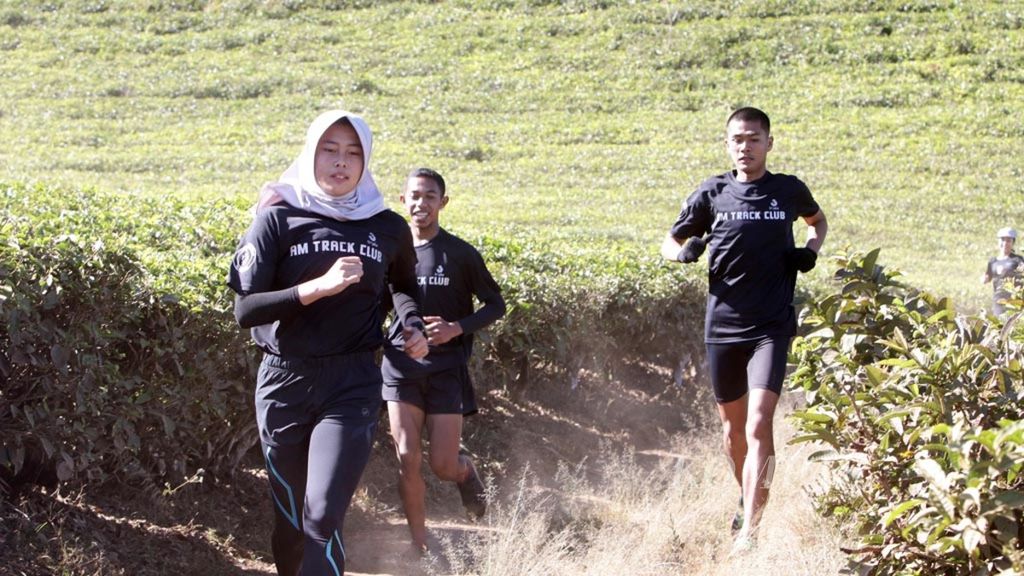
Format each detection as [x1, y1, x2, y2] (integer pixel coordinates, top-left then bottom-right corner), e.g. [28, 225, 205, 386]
[716, 394, 748, 489]
[741, 388, 779, 535]
[424, 414, 466, 483]
[427, 413, 485, 518]
[388, 401, 428, 550]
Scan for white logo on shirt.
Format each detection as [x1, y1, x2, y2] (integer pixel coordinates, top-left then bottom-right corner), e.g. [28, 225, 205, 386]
[368, 232, 377, 245]
[417, 264, 451, 287]
[234, 243, 257, 272]
[770, 199, 779, 209]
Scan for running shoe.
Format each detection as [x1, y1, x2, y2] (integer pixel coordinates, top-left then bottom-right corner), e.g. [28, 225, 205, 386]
[731, 496, 744, 533]
[729, 532, 756, 558]
[456, 450, 486, 519]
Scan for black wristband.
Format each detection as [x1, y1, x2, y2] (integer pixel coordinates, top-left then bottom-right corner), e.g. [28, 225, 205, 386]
[407, 319, 428, 339]
[678, 236, 706, 263]
[787, 247, 818, 273]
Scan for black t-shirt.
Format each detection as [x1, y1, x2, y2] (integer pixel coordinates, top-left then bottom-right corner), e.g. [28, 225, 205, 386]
[987, 253, 1024, 310]
[227, 206, 419, 357]
[670, 171, 820, 343]
[382, 229, 505, 379]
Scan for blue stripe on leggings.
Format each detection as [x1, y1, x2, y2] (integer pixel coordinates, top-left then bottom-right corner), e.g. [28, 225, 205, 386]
[265, 446, 300, 530]
[326, 530, 344, 576]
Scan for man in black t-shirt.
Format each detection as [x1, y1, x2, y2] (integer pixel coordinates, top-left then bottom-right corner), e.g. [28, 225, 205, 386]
[382, 168, 506, 552]
[660, 108, 828, 555]
[982, 227, 1024, 316]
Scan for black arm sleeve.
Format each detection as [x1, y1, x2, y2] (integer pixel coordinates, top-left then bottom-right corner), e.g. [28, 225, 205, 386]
[233, 287, 302, 328]
[458, 247, 506, 334]
[389, 227, 423, 329]
[458, 292, 506, 335]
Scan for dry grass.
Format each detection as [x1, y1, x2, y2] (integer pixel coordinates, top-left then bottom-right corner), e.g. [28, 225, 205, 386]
[426, 415, 849, 576]
[1, 365, 848, 576]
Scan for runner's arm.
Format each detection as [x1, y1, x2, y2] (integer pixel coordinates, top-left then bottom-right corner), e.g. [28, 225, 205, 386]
[234, 288, 302, 328]
[458, 252, 507, 334]
[801, 209, 828, 253]
[389, 225, 426, 335]
[455, 291, 506, 335]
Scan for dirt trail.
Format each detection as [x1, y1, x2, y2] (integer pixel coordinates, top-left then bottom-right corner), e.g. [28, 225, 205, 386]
[337, 361, 711, 575]
[4, 360, 845, 575]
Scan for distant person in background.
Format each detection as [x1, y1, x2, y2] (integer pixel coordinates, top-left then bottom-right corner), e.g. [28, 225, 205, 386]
[660, 107, 828, 555]
[982, 227, 1024, 317]
[382, 168, 506, 552]
[228, 110, 428, 576]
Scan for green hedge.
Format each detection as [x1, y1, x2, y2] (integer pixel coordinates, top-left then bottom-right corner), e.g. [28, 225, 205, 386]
[475, 235, 706, 385]
[0, 182, 706, 490]
[0, 183, 256, 489]
[790, 250, 1024, 575]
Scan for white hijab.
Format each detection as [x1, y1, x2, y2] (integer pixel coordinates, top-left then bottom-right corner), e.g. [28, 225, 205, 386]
[255, 110, 387, 221]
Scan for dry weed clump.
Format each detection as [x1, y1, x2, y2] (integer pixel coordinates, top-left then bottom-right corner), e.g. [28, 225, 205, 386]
[428, 423, 847, 576]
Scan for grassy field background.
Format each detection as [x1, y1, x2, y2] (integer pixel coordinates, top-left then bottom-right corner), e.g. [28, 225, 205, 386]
[5, 2, 1024, 574]
[2, 0, 1023, 307]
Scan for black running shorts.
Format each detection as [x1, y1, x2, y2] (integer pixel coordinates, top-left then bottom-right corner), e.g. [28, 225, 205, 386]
[255, 351, 382, 448]
[706, 336, 791, 404]
[382, 364, 477, 416]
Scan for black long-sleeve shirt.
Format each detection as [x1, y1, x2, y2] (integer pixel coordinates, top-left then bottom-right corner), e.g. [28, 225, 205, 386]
[382, 228, 505, 379]
[228, 206, 421, 357]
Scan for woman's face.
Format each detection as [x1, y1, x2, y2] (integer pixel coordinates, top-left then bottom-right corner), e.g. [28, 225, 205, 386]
[999, 236, 1015, 256]
[314, 122, 364, 197]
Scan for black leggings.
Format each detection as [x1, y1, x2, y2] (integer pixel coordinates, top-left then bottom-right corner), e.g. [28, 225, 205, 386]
[256, 353, 382, 576]
[706, 336, 790, 404]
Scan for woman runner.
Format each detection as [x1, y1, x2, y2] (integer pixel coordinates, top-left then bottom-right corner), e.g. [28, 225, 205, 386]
[228, 110, 428, 575]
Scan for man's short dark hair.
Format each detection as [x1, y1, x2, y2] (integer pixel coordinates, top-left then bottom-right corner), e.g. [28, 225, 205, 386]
[407, 167, 446, 196]
[727, 107, 771, 135]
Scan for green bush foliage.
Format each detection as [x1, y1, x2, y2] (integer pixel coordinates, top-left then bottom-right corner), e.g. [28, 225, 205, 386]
[790, 249, 1024, 575]
[477, 234, 705, 385]
[4, 1, 1023, 308]
[0, 181, 706, 491]
[0, 182, 256, 489]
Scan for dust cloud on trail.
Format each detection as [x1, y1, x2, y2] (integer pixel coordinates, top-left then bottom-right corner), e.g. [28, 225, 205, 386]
[339, 365, 848, 576]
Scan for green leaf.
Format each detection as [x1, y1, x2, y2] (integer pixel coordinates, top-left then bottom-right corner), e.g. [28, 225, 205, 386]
[874, 408, 916, 425]
[50, 344, 70, 371]
[882, 499, 924, 528]
[790, 411, 835, 424]
[877, 358, 918, 369]
[926, 309, 954, 324]
[788, 430, 842, 447]
[864, 364, 886, 386]
[809, 451, 869, 464]
[863, 248, 880, 276]
[915, 459, 950, 490]
[804, 327, 835, 340]
[992, 491, 1024, 509]
[962, 527, 984, 555]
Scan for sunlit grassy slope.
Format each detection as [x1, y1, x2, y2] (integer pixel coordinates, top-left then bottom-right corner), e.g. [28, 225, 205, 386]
[2, 0, 1023, 305]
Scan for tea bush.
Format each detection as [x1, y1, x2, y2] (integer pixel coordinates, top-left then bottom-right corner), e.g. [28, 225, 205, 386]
[0, 181, 707, 491]
[0, 182, 255, 491]
[790, 249, 1024, 575]
[477, 234, 706, 385]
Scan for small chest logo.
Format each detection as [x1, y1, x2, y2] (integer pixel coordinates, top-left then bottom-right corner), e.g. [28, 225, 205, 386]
[368, 232, 377, 245]
[769, 199, 779, 210]
[234, 243, 257, 273]
[418, 263, 451, 287]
